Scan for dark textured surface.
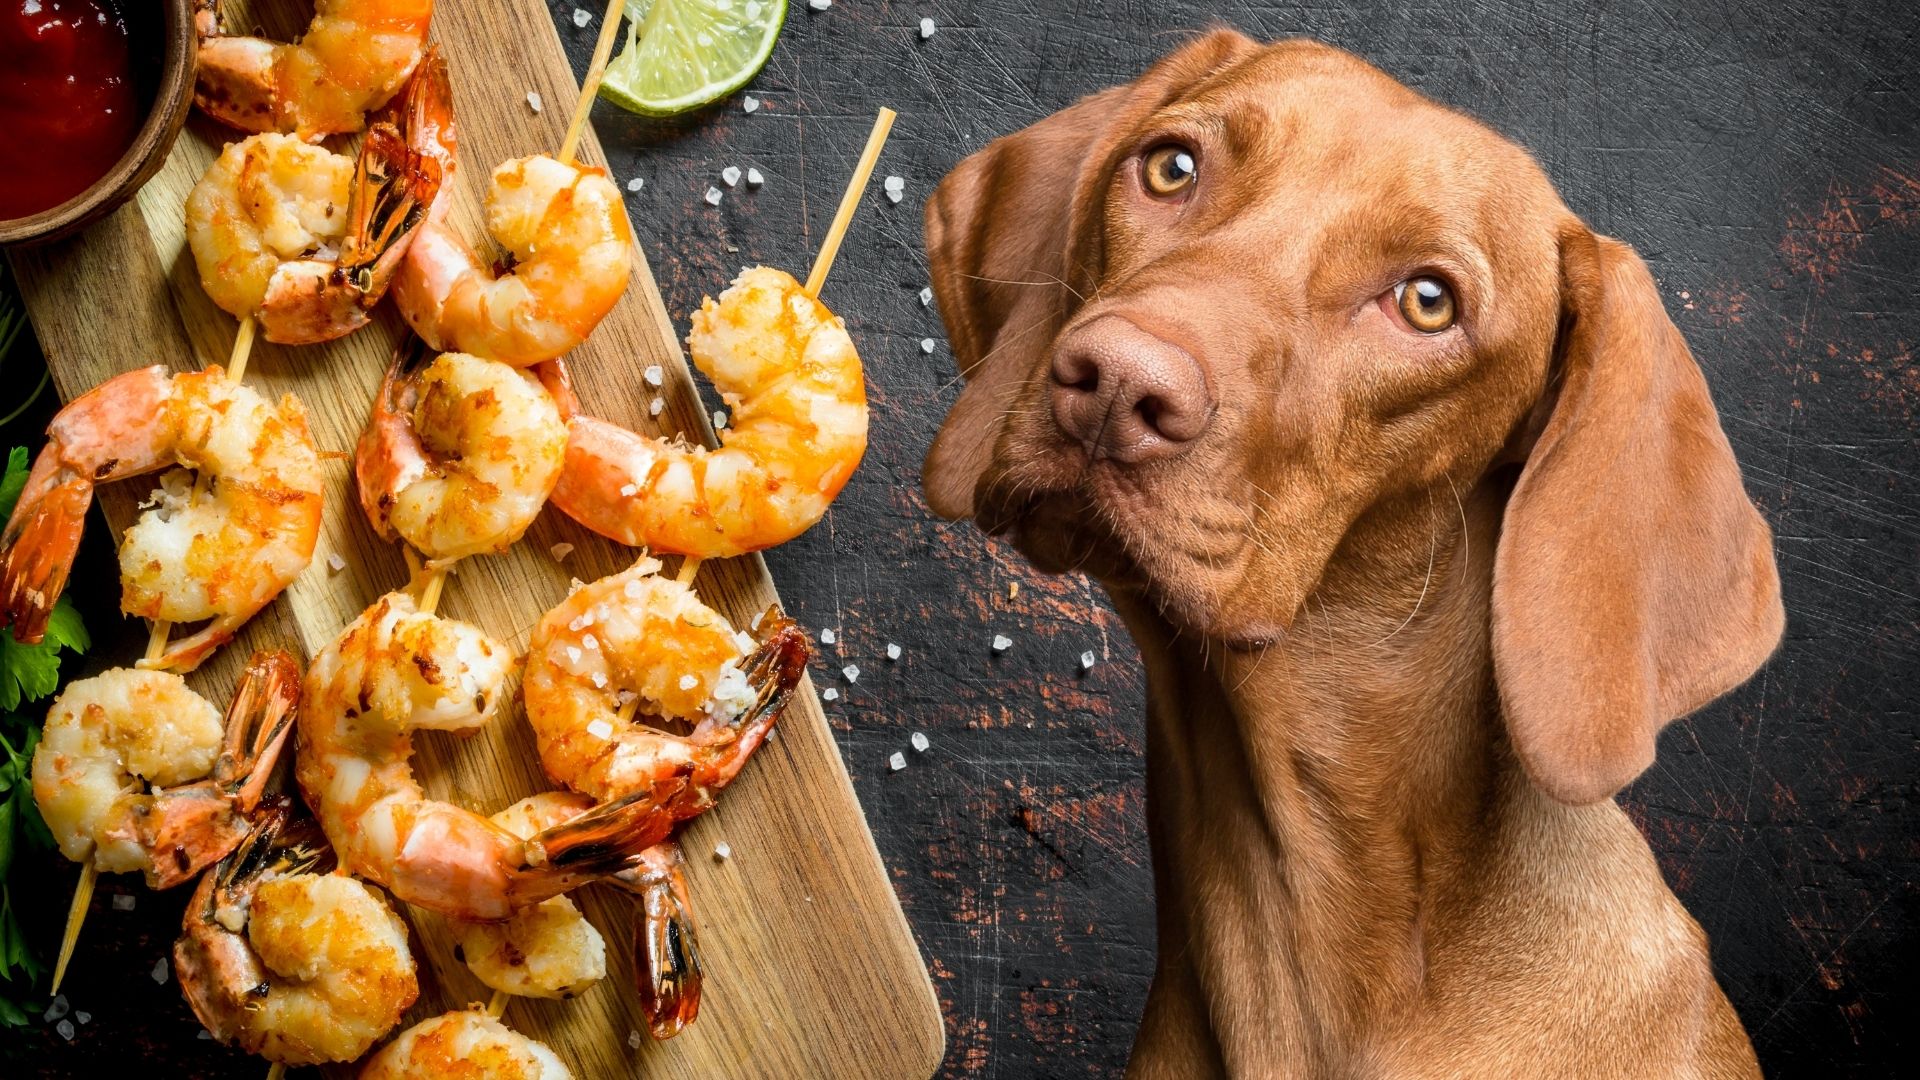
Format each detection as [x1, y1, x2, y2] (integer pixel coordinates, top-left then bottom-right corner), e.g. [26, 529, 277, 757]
[6, 1, 1916, 1076]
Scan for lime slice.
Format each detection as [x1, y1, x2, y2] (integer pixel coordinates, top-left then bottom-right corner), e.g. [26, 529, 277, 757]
[598, 0, 786, 117]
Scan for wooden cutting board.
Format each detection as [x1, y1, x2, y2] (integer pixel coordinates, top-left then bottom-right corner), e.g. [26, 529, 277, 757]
[6, 2, 944, 1076]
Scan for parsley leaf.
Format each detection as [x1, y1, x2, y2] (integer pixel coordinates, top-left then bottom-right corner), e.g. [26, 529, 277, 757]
[0, 597, 87, 713]
[0, 447, 26, 523]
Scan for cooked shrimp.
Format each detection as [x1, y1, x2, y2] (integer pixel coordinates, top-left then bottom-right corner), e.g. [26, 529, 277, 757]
[359, 1010, 573, 1080]
[627, 838, 703, 1040]
[355, 347, 567, 563]
[521, 558, 810, 810]
[549, 266, 867, 557]
[0, 366, 323, 672]
[175, 798, 419, 1065]
[297, 590, 672, 921]
[32, 652, 300, 890]
[393, 154, 632, 366]
[193, 0, 433, 139]
[186, 51, 454, 344]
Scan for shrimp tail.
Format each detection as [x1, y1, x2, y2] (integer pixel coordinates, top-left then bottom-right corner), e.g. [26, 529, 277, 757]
[354, 338, 433, 542]
[632, 842, 704, 1040]
[509, 786, 684, 909]
[191, 0, 281, 133]
[0, 477, 89, 644]
[213, 649, 302, 813]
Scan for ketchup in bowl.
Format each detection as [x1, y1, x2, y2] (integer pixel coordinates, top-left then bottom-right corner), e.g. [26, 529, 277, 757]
[0, 0, 142, 220]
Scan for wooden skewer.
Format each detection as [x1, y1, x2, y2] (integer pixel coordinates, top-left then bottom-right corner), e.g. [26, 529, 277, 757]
[558, 0, 629, 166]
[676, 556, 702, 585]
[804, 108, 895, 299]
[265, 1063, 285, 1080]
[487, 988, 510, 1019]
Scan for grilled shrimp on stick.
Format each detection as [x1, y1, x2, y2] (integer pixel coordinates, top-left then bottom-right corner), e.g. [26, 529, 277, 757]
[193, 0, 434, 140]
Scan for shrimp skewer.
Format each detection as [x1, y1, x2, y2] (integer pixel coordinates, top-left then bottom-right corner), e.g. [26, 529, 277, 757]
[193, 0, 434, 140]
[358, 1010, 574, 1079]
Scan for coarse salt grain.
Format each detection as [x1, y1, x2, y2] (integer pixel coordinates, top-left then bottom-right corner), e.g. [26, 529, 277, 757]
[587, 719, 614, 739]
[733, 631, 755, 653]
[743, 95, 760, 113]
[992, 633, 1012, 652]
[526, 91, 543, 113]
[679, 674, 698, 690]
[722, 165, 742, 187]
[56, 1019, 74, 1041]
[747, 167, 765, 186]
[884, 175, 905, 193]
[842, 664, 860, 683]
[627, 177, 645, 192]
[705, 186, 723, 206]
[911, 731, 930, 752]
[819, 627, 836, 644]
[152, 957, 169, 984]
[808, 0, 831, 10]
[327, 552, 346, 573]
[644, 364, 664, 386]
[920, 17, 937, 38]
[590, 671, 607, 688]
[713, 841, 732, 861]
[198, 1030, 213, 1040]
[566, 646, 583, 664]
[713, 410, 728, 430]
[619, 483, 639, 497]
[650, 396, 664, 416]
[822, 687, 840, 701]
[573, 8, 591, 27]
[888, 751, 907, 771]
[112, 894, 135, 911]
[919, 286, 933, 306]
[1080, 649, 1097, 670]
[886, 642, 901, 660]
[629, 1030, 644, 1049]
[74, 1011, 91, 1025]
[44, 996, 69, 1022]
[920, 337, 936, 353]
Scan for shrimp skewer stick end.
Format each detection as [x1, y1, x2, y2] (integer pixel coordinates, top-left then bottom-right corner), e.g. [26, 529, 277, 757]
[558, 0, 630, 166]
[805, 108, 896, 299]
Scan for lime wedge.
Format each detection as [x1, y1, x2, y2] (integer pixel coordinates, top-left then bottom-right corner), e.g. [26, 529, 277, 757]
[598, 0, 786, 118]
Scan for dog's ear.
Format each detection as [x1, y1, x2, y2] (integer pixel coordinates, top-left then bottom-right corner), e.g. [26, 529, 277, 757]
[921, 28, 1259, 519]
[1492, 227, 1784, 806]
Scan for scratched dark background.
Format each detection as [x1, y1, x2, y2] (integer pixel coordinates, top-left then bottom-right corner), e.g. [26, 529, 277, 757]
[5, 1, 1916, 1076]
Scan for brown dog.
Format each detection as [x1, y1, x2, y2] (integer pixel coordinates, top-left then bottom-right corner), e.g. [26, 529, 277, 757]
[922, 30, 1783, 1079]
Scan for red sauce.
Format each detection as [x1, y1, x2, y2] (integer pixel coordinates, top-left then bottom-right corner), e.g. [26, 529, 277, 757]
[0, 0, 141, 219]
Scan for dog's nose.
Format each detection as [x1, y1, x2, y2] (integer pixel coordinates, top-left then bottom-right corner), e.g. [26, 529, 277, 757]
[1049, 316, 1212, 463]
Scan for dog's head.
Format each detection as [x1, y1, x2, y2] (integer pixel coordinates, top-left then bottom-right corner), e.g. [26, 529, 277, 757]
[922, 31, 1782, 804]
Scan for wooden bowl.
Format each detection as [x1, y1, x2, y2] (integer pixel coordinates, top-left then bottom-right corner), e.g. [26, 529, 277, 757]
[0, 0, 196, 247]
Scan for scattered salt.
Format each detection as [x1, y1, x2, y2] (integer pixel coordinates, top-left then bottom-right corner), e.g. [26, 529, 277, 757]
[883, 174, 905, 204]
[911, 731, 930, 752]
[992, 633, 1012, 652]
[629, 1030, 644, 1049]
[44, 996, 69, 1022]
[886, 642, 901, 661]
[56, 1019, 74, 1042]
[820, 627, 836, 645]
[888, 751, 907, 771]
[722, 165, 742, 187]
[74, 1011, 90, 1025]
[112, 894, 136, 911]
[590, 671, 607, 688]
[822, 687, 840, 702]
[920, 337, 936, 353]
[572, 8, 591, 27]
[587, 719, 613, 740]
[920, 17, 937, 38]
[919, 286, 933, 306]
[705, 186, 723, 206]
[733, 630, 755, 653]
[326, 552, 346, 573]
[644, 364, 664, 386]
[526, 90, 543, 113]
[678, 674, 698, 691]
[1080, 649, 1097, 670]
[566, 646, 583, 664]
[198, 1029, 213, 1040]
[743, 95, 760, 113]
[842, 664, 860, 683]
[712, 841, 732, 861]
[746, 167, 765, 187]
[627, 177, 645, 192]
[151, 957, 169, 985]
[649, 396, 665, 416]
[808, 0, 831, 10]
[619, 483, 639, 497]
[713, 410, 728, 430]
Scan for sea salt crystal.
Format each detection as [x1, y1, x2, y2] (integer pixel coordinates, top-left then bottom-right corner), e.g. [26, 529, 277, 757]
[992, 633, 1012, 652]
[590, 671, 607, 688]
[734, 631, 755, 653]
[583, 633, 599, 651]
[1080, 650, 1097, 670]
[822, 687, 839, 702]
[722, 165, 742, 187]
[705, 186, 723, 206]
[808, 0, 831, 10]
[712, 841, 732, 861]
[842, 664, 861, 683]
[619, 483, 639, 497]
[198, 1030, 213, 1040]
[678, 674, 698, 690]
[573, 8, 591, 27]
[327, 552, 346, 573]
[888, 751, 907, 771]
[526, 91, 543, 113]
[920, 338, 936, 353]
[74, 1011, 90, 1025]
[919, 286, 933, 306]
[886, 642, 901, 661]
[644, 364, 664, 386]
[713, 410, 728, 430]
[112, 894, 135, 911]
[44, 996, 69, 1022]
[587, 719, 613, 740]
[743, 95, 760, 113]
[883, 175, 905, 204]
[566, 646, 583, 664]
[627, 177, 645, 192]
[550, 542, 574, 561]
[628, 1030, 644, 1049]
[820, 627, 836, 645]
[919, 17, 937, 38]
[746, 167, 765, 187]
[152, 957, 169, 985]
[911, 731, 930, 752]
[56, 1019, 74, 1042]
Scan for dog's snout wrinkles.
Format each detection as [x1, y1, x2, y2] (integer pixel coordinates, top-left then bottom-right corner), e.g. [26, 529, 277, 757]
[1049, 315, 1212, 463]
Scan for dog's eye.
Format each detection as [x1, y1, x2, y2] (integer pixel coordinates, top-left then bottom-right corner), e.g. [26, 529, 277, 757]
[1141, 144, 1197, 197]
[1394, 276, 1456, 333]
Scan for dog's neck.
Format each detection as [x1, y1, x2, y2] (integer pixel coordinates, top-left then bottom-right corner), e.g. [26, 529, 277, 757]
[1108, 479, 1520, 1072]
